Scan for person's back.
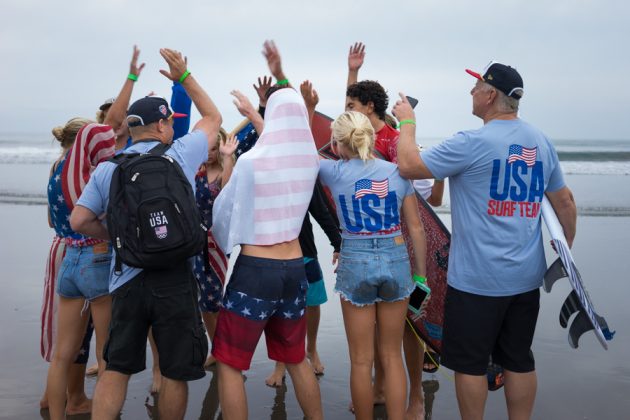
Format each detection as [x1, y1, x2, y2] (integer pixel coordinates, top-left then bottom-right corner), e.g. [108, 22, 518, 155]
[429, 118, 564, 295]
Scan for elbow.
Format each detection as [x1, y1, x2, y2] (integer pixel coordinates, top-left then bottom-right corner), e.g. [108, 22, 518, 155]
[427, 195, 442, 207]
[398, 162, 415, 179]
[69, 211, 85, 235]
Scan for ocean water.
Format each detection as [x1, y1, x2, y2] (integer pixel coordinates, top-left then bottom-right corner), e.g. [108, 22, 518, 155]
[0, 133, 629, 419]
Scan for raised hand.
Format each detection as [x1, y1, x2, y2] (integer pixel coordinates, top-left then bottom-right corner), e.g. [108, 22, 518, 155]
[230, 90, 256, 118]
[220, 133, 238, 157]
[300, 80, 319, 110]
[253, 76, 274, 107]
[159, 48, 187, 82]
[348, 42, 365, 72]
[392, 92, 416, 122]
[262, 40, 285, 81]
[130, 45, 145, 78]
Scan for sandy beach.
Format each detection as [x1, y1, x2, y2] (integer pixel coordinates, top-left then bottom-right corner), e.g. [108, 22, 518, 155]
[1, 198, 629, 419]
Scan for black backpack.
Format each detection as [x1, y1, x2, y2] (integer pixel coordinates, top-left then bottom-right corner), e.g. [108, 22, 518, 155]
[106, 141, 206, 273]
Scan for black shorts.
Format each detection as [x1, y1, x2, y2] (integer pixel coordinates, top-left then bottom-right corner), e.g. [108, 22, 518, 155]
[104, 263, 208, 381]
[441, 285, 540, 376]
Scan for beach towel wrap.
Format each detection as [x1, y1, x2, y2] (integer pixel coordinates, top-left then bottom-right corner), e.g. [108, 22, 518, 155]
[62, 123, 116, 210]
[212, 88, 320, 253]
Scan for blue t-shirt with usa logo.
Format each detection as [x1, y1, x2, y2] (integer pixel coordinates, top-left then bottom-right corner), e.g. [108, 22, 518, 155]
[422, 118, 565, 296]
[319, 158, 413, 239]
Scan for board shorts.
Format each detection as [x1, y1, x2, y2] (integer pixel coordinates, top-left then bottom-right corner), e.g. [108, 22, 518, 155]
[103, 263, 208, 381]
[441, 285, 540, 375]
[304, 257, 327, 306]
[56, 242, 112, 301]
[335, 235, 415, 306]
[212, 255, 308, 371]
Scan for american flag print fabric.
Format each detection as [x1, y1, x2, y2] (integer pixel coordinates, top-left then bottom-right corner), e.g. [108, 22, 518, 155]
[354, 179, 389, 199]
[40, 236, 64, 361]
[61, 123, 116, 210]
[212, 89, 319, 253]
[507, 144, 537, 167]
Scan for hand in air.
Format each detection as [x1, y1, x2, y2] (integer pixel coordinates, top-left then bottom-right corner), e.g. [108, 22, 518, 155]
[262, 40, 284, 80]
[253, 76, 273, 107]
[230, 90, 256, 118]
[159, 48, 187, 82]
[300, 80, 319, 110]
[220, 133, 238, 157]
[392, 93, 416, 122]
[129, 45, 146, 78]
[348, 42, 365, 72]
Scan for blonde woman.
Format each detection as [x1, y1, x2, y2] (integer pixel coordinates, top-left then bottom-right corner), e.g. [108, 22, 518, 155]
[318, 111, 427, 420]
[193, 128, 237, 367]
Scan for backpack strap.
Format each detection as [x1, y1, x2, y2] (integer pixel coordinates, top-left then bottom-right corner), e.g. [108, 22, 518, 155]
[148, 142, 171, 156]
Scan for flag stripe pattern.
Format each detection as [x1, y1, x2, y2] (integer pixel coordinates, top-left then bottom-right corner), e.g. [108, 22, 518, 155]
[507, 144, 537, 167]
[41, 236, 64, 361]
[212, 89, 319, 253]
[61, 123, 116, 211]
[355, 178, 389, 199]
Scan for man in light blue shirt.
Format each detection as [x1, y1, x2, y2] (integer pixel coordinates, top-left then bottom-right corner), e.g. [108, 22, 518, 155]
[395, 62, 577, 420]
[70, 48, 222, 420]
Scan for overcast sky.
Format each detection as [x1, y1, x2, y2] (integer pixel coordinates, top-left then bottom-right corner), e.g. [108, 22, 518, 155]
[1, 0, 628, 140]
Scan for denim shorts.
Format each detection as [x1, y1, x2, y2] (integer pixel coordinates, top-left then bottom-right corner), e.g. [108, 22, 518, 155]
[335, 236, 414, 306]
[56, 243, 112, 301]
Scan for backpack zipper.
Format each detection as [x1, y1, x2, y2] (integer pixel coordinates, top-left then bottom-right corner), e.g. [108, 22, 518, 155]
[131, 172, 140, 182]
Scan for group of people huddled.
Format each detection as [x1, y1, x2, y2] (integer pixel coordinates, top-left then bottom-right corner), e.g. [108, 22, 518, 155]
[40, 40, 576, 420]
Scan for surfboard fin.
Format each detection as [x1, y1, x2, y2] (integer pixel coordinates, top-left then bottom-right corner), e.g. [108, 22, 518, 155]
[543, 258, 567, 293]
[561, 291, 615, 348]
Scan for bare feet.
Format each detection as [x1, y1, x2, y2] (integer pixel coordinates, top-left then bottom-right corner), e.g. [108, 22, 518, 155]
[65, 396, 92, 416]
[204, 355, 216, 369]
[406, 396, 425, 420]
[306, 351, 325, 375]
[348, 393, 386, 413]
[151, 365, 162, 394]
[85, 362, 99, 377]
[265, 363, 286, 387]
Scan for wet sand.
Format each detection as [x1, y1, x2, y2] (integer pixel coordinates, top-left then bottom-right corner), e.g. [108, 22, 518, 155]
[1, 203, 629, 419]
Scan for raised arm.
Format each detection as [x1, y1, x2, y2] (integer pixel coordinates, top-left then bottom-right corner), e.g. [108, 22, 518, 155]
[393, 93, 434, 179]
[219, 133, 238, 188]
[159, 48, 222, 139]
[347, 42, 365, 87]
[103, 45, 145, 129]
[253, 75, 274, 110]
[300, 80, 319, 127]
[262, 40, 291, 87]
[170, 57, 192, 139]
[546, 187, 577, 248]
[231, 90, 264, 134]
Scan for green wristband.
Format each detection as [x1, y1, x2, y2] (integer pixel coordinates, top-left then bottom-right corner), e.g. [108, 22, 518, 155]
[397, 119, 416, 129]
[179, 70, 191, 84]
[276, 78, 289, 86]
[413, 274, 427, 285]
[127, 73, 138, 82]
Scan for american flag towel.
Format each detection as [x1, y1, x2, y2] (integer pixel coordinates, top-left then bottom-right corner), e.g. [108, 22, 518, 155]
[212, 88, 319, 253]
[61, 123, 116, 210]
[507, 144, 537, 167]
[40, 236, 65, 361]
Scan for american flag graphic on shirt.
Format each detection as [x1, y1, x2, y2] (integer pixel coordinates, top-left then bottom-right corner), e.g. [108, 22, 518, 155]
[507, 144, 537, 167]
[354, 179, 389, 199]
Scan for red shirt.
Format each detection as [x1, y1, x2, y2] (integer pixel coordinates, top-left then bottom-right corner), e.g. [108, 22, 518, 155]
[374, 123, 400, 163]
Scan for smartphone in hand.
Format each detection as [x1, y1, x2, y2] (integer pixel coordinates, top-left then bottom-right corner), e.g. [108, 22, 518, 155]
[406, 96, 419, 109]
[408, 281, 430, 315]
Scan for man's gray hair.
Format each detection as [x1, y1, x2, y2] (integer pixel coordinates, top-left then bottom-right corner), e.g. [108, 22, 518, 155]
[481, 82, 520, 113]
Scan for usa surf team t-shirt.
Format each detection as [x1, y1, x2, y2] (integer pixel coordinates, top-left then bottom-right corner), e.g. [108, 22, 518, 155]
[422, 119, 565, 297]
[319, 158, 413, 239]
[76, 130, 208, 292]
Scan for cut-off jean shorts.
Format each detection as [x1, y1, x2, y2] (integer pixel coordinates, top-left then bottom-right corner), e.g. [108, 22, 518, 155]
[56, 243, 112, 301]
[335, 236, 415, 306]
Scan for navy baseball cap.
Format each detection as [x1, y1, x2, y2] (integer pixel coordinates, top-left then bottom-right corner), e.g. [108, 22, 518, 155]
[126, 96, 187, 127]
[466, 62, 524, 99]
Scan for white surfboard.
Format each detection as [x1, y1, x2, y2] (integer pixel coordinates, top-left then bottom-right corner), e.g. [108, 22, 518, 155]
[541, 198, 614, 350]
